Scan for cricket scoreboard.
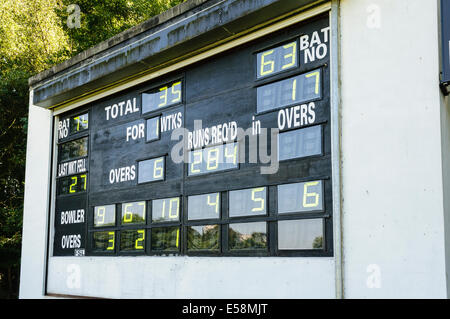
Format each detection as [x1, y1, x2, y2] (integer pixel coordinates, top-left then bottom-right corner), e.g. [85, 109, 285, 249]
[52, 14, 333, 258]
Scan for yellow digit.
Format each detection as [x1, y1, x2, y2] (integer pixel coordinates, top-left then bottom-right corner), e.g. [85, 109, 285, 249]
[74, 116, 80, 131]
[282, 42, 297, 69]
[69, 176, 77, 193]
[305, 71, 320, 95]
[107, 231, 115, 250]
[207, 193, 219, 214]
[80, 174, 87, 190]
[260, 49, 275, 76]
[171, 81, 182, 103]
[158, 86, 168, 107]
[153, 157, 164, 179]
[135, 230, 145, 249]
[161, 200, 166, 218]
[303, 181, 320, 208]
[207, 147, 219, 171]
[73, 115, 88, 131]
[225, 144, 237, 165]
[292, 78, 297, 101]
[175, 228, 180, 248]
[251, 188, 265, 212]
[190, 150, 202, 174]
[123, 203, 133, 223]
[169, 197, 180, 219]
[96, 206, 106, 225]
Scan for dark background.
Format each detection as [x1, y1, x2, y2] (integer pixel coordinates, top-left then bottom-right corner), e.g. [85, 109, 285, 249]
[441, 0, 450, 86]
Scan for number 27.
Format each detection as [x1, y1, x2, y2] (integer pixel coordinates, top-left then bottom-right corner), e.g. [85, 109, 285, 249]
[69, 174, 87, 193]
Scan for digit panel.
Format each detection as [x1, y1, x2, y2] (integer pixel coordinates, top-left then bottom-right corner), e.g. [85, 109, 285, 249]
[187, 193, 221, 220]
[138, 156, 166, 184]
[57, 173, 88, 195]
[229, 187, 267, 218]
[187, 225, 220, 252]
[278, 219, 324, 250]
[57, 111, 89, 142]
[228, 222, 268, 251]
[119, 229, 146, 252]
[93, 204, 116, 227]
[277, 180, 324, 214]
[187, 143, 239, 176]
[142, 80, 183, 114]
[278, 125, 323, 161]
[146, 116, 160, 142]
[256, 68, 322, 113]
[256, 40, 298, 79]
[58, 137, 88, 162]
[121, 201, 146, 225]
[70, 113, 89, 135]
[152, 197, 181, 223]
[91, 231, 116, 253]
[150, 227, 180, 253]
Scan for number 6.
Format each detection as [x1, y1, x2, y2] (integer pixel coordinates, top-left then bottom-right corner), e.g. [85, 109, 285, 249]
[260, 50, 274, 76]
[303, 181, 320, 208]
[123, 203, 133, 223]
[153, 158, 164, 179]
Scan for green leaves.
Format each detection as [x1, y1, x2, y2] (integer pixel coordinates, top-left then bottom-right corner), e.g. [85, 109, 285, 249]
[0, 0, 71, 73]
[56, 0, 186, 55]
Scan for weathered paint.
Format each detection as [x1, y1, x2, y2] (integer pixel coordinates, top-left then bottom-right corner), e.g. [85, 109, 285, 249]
[31, 0, 323, 108]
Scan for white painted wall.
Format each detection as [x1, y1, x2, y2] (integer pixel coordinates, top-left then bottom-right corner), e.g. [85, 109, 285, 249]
[439, 0, 450, 299]
[340, 0, 448, 298]
[19, 93, 53, 299]
[46, 257, 335, 298]
[440, 91, 450, 298]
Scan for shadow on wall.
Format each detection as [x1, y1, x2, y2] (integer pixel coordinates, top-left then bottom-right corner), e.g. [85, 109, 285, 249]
[0, 248, 21, 299]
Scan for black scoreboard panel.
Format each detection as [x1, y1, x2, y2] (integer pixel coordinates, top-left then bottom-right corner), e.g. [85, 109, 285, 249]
[53, 14, 333, 257]
[54, 110, 90, 256]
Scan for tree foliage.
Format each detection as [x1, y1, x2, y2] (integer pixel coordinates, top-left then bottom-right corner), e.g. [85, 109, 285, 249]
[56, 0, 185, 54]
[0, 0, 70, 73]
[0, 0, 185, 298]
